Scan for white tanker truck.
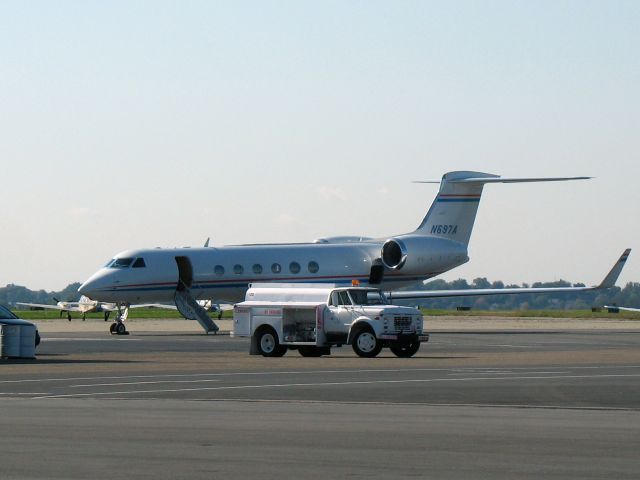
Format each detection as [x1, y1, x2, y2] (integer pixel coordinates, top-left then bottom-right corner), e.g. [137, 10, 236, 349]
[232, 283, 429, 358]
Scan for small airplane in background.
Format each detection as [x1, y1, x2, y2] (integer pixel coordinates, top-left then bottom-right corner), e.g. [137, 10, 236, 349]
[17, 296, 118, 321]
[78, 170, 631, 335]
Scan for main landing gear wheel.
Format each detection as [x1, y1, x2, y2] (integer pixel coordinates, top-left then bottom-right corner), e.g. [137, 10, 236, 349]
[352, 328, 382, 358]
[256, 327, 286, 357]
[390, 341, 420, 358]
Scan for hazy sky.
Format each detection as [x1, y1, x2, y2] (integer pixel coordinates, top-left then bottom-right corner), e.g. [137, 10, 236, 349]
[1, 0, 638, 291]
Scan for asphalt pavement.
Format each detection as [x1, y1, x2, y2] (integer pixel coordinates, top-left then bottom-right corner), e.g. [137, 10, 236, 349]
[1, 325, 639, 479]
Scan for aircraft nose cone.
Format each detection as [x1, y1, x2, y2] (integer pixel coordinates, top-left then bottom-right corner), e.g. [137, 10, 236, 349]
[78, 270, 113, 300]
[78, 279, 97, 298]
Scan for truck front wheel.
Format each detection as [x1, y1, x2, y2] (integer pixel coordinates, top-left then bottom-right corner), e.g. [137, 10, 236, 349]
[352, 328, 382, 358]
[255, 327, 287, 357]
[390, 340, 420, 358]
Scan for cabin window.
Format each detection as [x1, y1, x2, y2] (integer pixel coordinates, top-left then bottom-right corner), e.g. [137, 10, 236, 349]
[271, 263, 281, 274]
[233, 264, 244, 274]
[132, 258, 146, 268]
[289, 262, 300, 274]
[214, 265, 225, 276]
[252, 264, 263, 274]
[308, 261, 319, 273]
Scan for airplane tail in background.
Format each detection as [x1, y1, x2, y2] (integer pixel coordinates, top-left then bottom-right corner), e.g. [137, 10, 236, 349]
[414, 171, 590, 247]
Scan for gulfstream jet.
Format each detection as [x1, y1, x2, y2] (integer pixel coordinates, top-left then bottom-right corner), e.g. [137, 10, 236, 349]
[78, 171, 631, 334]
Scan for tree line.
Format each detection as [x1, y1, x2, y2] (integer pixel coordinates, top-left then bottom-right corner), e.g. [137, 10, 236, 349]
[1, 283, 82, 307]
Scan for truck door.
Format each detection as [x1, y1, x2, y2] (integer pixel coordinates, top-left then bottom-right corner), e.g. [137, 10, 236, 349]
[326, 290, 355, 333]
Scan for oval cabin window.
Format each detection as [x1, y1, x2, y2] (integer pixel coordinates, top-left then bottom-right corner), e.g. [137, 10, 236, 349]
[289, 262, 301, 274]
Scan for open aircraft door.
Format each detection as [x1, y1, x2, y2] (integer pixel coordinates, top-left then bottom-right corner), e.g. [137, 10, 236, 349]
[175, 256, 194, 292]
[173, 256, 219, 333]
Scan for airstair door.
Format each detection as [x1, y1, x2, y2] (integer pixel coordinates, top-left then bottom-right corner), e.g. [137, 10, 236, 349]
[175, 256, 193, 292]
[173, 256, 219, 333]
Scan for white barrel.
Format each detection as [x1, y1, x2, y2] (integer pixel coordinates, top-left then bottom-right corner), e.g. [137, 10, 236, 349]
[19, 323, 36, 359]
[0, 324, 21, 358]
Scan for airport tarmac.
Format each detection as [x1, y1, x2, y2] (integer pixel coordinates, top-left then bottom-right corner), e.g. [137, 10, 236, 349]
[1, 317, 640, 479]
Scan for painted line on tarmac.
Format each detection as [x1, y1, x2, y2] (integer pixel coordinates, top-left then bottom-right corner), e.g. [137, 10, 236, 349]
[42, 338, 142, 342]
[71, 379, 221, 388]
[447, 371, 571, 375]
[4, 365, 640, 385]
[0, 392, 49, 396]
[32, 373, 640, 399]
[182, 398, 640, 412]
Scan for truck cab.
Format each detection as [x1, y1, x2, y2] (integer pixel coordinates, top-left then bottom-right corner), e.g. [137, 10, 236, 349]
[233, 283, 428, 358]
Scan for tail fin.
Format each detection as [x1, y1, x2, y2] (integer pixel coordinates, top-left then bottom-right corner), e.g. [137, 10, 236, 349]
[414, 171, 591, 246]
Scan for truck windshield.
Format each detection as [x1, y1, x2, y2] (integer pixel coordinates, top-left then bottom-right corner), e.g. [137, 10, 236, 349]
[0, 305, 18, 319]
[348, 289, 388, 305]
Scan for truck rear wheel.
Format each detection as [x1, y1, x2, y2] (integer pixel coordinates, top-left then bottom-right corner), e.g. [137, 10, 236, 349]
[256, 327, 287, 357]
[390, 341, 420, 358]
[352, 328, 382, 358]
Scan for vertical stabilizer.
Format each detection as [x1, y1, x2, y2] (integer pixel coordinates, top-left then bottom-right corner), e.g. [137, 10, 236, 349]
[415, 171, 497, 246]
[414, 171, 591, 247]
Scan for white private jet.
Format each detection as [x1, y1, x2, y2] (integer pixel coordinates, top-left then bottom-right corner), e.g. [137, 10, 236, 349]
[78, 171, 631, 334]
[17, 295, 118, 321]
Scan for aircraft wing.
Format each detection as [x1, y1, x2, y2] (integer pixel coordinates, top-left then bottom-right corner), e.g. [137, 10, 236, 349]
[128, 302, 234, 311]
[604, 306, 640, 313]
[131, 303, 178, 310]
[95, 303, 121, 312]
[15, 302, 82, 312]
[387, 249, 631, 301]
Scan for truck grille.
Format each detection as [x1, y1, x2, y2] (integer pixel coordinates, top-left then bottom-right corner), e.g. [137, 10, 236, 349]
[393, 316, 413, 330]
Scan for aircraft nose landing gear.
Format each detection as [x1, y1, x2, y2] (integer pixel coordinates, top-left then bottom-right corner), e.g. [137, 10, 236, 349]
[109, 322, 128, 335]
[109, 305, 130, 335]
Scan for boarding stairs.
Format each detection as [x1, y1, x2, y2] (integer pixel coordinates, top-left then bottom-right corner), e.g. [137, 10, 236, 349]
[174, 290, 219, 334]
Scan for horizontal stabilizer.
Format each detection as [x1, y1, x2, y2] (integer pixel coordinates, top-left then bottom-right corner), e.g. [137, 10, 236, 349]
[414, 176, 591, 184]
[387, 249, 631, 301]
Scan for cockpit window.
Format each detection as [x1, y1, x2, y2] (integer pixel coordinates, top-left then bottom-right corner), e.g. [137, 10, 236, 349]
[107, 258, 134, 269]
[0, 305, 18, 319]
[132, 258, 146, 268]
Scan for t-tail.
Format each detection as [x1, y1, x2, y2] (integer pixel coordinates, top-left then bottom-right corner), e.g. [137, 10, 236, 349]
[413, 171, 591, 247]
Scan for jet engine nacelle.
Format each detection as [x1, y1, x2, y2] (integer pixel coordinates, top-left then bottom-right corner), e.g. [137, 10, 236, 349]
[381, 235, 469, 273]
[381, 238, 409, 270]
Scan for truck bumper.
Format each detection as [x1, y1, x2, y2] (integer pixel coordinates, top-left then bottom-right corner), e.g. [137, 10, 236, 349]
[379, 333, 429, 343]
